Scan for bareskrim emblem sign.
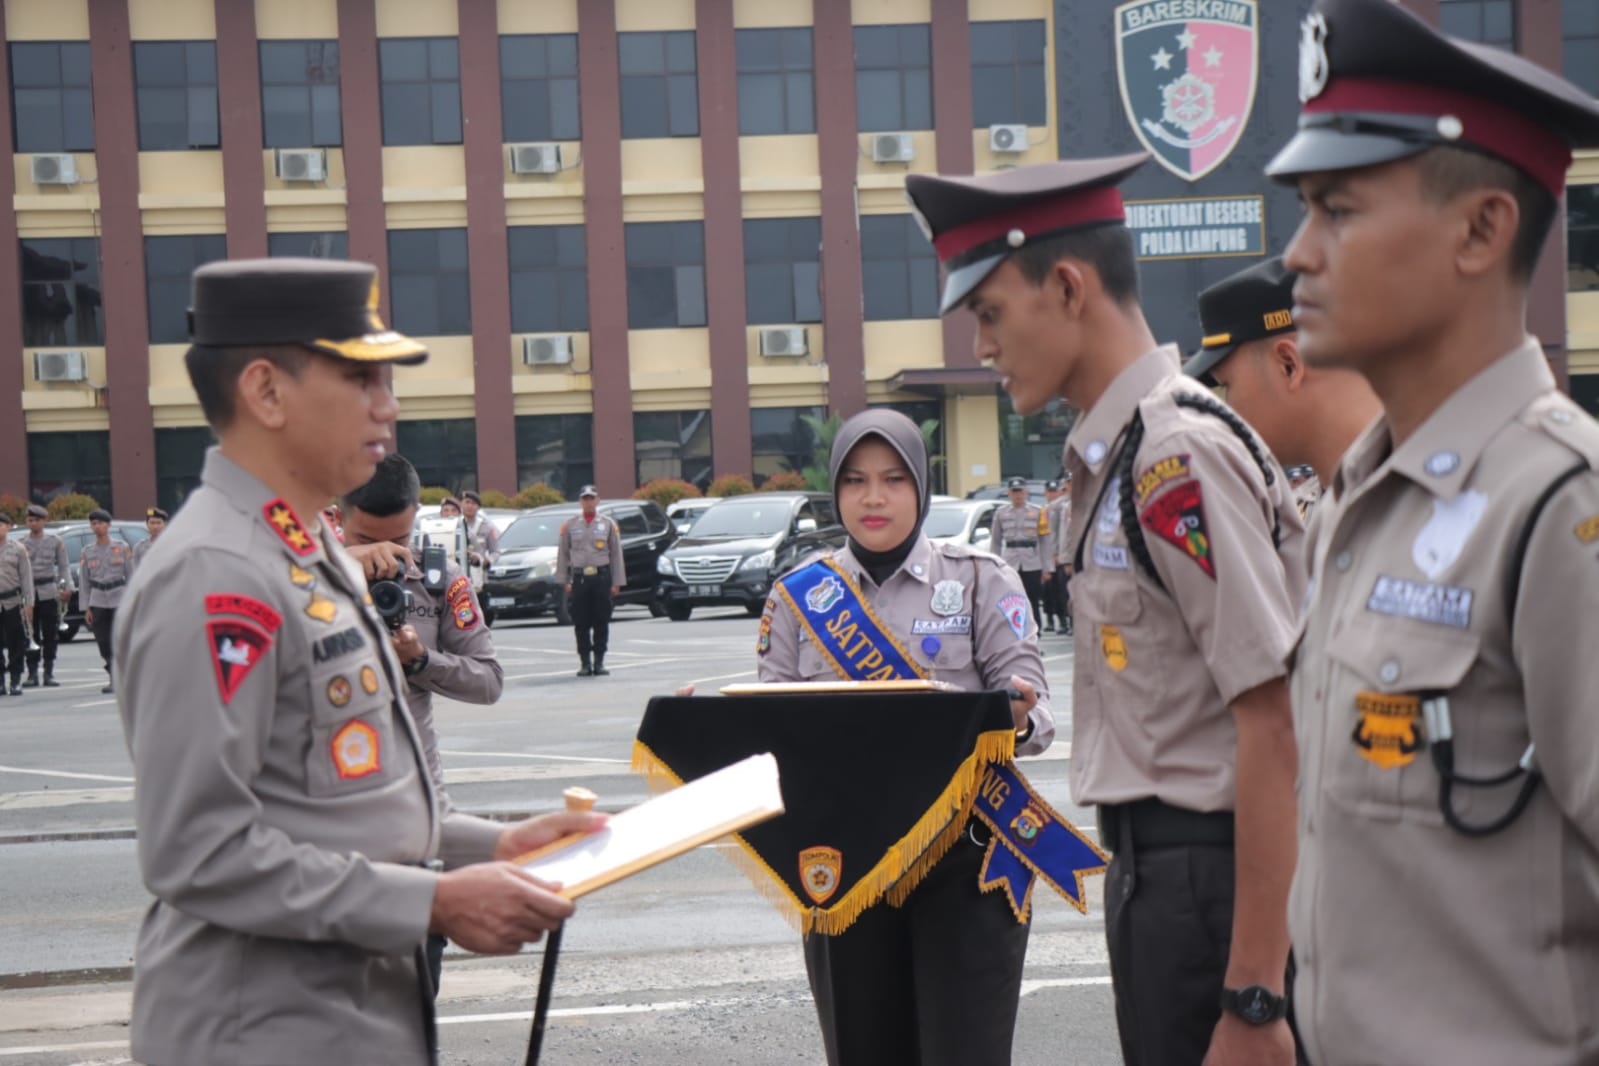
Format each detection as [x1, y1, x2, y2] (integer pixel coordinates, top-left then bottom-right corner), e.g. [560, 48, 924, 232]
[1115, 0, 1260, 182]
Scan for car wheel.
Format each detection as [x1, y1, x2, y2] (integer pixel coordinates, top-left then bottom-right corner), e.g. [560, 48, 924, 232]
[61, 622, 80, 643]
[744, 602, 764, 618]
[665, 604, 692, 622]
[648, 598, 666, 618]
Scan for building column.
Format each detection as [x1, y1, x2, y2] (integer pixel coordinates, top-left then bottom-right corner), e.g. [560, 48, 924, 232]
[88, 0, 155, 512]
[336, 0, 388, 318]
[1518, 0, 1570, 389]
[696, 0, 752, 478]
[578, 0, 635, 495]
[814, 0, 866, 417]
[215, 0, 268, 258]
[0, 18, 26, 496]
[932, 0, 977, 369]
[458, 0, 516, 492]
[946, 393, 1001, 497]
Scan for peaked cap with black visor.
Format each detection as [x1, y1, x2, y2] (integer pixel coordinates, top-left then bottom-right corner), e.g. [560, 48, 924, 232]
[904, 152, 1150, 315]
[1266, 0, 1599, 196]
[1183, 256, 1297, 384]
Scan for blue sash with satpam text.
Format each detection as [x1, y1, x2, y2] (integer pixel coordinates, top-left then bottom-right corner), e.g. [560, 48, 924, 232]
[774, 559, 927, 682]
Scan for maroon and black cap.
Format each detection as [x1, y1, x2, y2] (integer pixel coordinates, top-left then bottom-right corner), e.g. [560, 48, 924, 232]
[904, 153, 1150, 314]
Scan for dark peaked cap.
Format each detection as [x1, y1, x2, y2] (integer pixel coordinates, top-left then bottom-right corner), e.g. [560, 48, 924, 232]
[1183, 257, 1297, 382]
[1268, 0, 1599, 195]
[905, 152, 1149, 314]
[188, 258, 428, 364]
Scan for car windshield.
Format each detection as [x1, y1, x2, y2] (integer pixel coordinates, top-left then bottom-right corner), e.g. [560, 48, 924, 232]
[499, 515, 567, 550]
[688, 501, 792, 538]
[922, 507, 971, 538]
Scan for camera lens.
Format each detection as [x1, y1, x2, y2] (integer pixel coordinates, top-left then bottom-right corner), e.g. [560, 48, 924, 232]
[369, 579, 409, 627]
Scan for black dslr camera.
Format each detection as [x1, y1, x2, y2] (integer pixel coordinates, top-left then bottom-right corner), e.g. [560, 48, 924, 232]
[369, 544, 449, 631]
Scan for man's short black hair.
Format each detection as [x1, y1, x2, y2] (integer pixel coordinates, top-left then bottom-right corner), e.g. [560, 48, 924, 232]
[1010, 222, 1141, 306]
[1416, 146, 1556, 284]
[341, 453, 421, 518]
[185, 344, 310, 430]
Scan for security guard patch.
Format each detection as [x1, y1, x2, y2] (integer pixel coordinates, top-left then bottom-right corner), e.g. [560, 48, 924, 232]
[1352, 691, 1424, 769]
[1099, 625, 1128, 672]
[263, 499, 317, 557]
[327, 676, 352, 708]
[447, 575, 478, 629]
[1134, 453, 1191, 506]
[799, 845, 842, 904]
[206, 620, 274, 705]
[1139, 481, 1214, 578]
[331, 719, 382, 780]
[359, 665, 380, 695]
[757, 609, 773, 656]
[998, 593, 1030, 640]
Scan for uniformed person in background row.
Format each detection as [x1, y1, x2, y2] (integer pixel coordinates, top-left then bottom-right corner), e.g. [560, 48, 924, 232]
[22, 502, 70, 688]
[0, 512, 33, 696]
[129, 506, 168, 573]
[114, 257, 603, 1066]
[908, 154, 1306, 1066]
[336, 452, 505, 993]
[437, 496, 462, 519]
[758, 408, 1053, 1066]
[460, 489, 500, 572]
[1041, 476, 1072, 635]
[79, 508, 130, 695]
[1182, 256, 1379, 524]
[558, 485, 624, 677]
[991, 476, 1049, 632]
[1266, 2, 1599, 1062]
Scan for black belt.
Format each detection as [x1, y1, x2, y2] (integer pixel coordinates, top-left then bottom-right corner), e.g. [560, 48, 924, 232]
[0, 587, 18, 601]
[571, 566, 611, 580]
[91, 579, 126, 591]
[1008, 540, 1038, 548]
[1099, 798, 1234, 852]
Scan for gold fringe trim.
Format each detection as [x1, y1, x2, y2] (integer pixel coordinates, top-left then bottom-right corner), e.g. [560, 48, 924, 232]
[632, 729, 1016, 937]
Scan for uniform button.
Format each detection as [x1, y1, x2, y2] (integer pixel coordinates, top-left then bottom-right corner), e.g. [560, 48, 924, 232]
[1424, 450, 1459, 477]
[1549, 410, 1573, 426]
[1333, 550, 1353, 572]
[1085, 440, 1108, 465]
[1379, 660, 1401, 684]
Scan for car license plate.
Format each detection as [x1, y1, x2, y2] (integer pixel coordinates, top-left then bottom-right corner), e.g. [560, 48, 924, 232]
[689, 584, 722, 598]
[489, 596, 515, 608]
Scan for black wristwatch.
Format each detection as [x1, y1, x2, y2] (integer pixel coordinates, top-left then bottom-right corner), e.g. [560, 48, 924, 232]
[1219, 985, 1288, 1025]
[403, 649, 429, 678]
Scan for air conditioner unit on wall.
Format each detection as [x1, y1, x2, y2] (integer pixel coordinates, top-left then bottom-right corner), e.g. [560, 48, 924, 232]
[988, 125, 1028, 154]
[870, 133, 915, 163]
[30, 154, 78, 186]
[758, 327, 809, 358]
[523, 335, 574, 366]
[33, 351, 87, 383]
[275, 149, 327, 182]
[510, 144, 562, 175]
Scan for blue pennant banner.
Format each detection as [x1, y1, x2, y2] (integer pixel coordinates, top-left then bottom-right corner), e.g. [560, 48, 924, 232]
[971, 761, 1109, 921]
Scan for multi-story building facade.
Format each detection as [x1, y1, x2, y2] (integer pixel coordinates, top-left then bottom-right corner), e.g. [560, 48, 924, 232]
[1, 0, 1594, 512]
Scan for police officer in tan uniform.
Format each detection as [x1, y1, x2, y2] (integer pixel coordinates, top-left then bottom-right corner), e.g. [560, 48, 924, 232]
[1182, 257, 1379, 522]
[758, 409, 1053, 1066]
[0, 513, 34, 695]
[558, 486, 624, 677]
[460, 490, 500, 570]
[114, 258, 603, 1066]
[992, 476, 1049, 632]
[908, 156, 1305, 1065]
[1265, 3, 1599, 1062]
[79, 509, 130, 694]
[22, 503, 70, 688]
[129, 506, 168, 573]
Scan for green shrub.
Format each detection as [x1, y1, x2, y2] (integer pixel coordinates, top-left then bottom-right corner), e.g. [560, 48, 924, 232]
[633, 478, 702, 508]
[513, 483, 566, 509]
[0, 495, 27, 524]
[47, 493, 100, 521]
[478, 489, 514, 508]
[708, 474, 756, 498]
[759, 471, 807, 492]
[418, 486, 451, 505]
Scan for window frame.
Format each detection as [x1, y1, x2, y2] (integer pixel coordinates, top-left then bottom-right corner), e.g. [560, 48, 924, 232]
[1438, 0, 1517, 49]
[734, 26, 815, 136]
[500, 33, 581, 143]
[1569, 183, 1599, 293]
[259, 39, 342, 149]
[508, 223, 589, 334]
[144, 233, 227, 344]
[859, 214, 941, 322]
[132, 40, 221, 151]
[515, 412, 594, 495]
[1563, 2, 1599, 97]
[395, 418, 478, 494]
[19, 236, 104, 347]
[386, 227, 472, 337]
[853, 23, 933, 133]
[633, 409, 713, 489]
[378, 36, 463, 147]
[623, 220, 707, 330]
[743, 216, 822, 326]
[617, 30, 700, 140]
[969, 19, 1047, 129]
[9, 40, 94, 154]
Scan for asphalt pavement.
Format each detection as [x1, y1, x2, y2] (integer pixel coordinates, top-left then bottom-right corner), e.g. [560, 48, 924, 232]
[0, 605, 1122, 1066]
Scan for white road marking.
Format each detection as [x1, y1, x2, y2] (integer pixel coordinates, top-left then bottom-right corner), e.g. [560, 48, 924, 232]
[684, 669, 757, 686]
[0, 766, 134, 784]
[439, 750, 629, 765]
[1020, 976, 1113, 995]
[71, 700, 117, 709]
[0, 1041, 129, 1059]
[504, 656, 678, 682]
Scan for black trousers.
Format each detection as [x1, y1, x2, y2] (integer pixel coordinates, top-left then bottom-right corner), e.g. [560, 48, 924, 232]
[1017, 569, 1043, 631]
[0, 606, 25, 682]
[803, 832, 1029, 1066]
[569, 572, 612, 661]
[27, 598, 59, 669]
[1054, 567, 1071, 629]
[1042, 567, 1070, 629]
[91, 606, 115, 673]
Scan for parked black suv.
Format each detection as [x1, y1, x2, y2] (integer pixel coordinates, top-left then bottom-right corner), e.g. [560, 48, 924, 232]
[654, 492, 845, 621]
[481, 500, 676, 624]
[7, 521, 151, 642]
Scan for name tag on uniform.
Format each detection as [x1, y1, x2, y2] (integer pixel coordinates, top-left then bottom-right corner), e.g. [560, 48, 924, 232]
[1093, 543, 1130, 570]
[911, 615, 972, 635]
[1365, 575, 1472, 629]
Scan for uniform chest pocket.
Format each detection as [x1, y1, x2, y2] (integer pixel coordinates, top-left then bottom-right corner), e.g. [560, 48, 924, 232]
[1323, 623, 1481, 824]
[305, 653, 400, 798]
[1074, 573, 1143, 625]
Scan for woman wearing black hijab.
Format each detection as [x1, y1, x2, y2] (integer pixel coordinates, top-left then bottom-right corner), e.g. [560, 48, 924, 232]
[757, 409, 1056, 1066]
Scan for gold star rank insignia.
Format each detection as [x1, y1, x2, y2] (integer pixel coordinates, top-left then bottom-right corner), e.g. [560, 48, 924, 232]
[262, 499, 317, 558]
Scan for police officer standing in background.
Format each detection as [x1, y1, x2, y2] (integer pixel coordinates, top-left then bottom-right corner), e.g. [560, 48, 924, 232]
[907, 153, 1305, 1065]
[0, 513, 33, 696]
[1041, 477, 1072, 635]
[130, 507, 168, 573]
[558, 485, 624, 677]
[1267, 3, 1599, 1062]
[115, 258, 603, 1066]
[79, 508, 130, 695]
[460, 490, 500, 573]
[992, 476, 1049, 631]
[22, 503, 70, 688]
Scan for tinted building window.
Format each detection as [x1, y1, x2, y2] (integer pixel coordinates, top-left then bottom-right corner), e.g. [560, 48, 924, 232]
[260, 40, 341, 148]
[501, 34, 580, 142]
[1565, 3, 1599, 97]
[744, 217, 821, 325]
[970, 20, 1046, 128]
[134, 41, 220, 151]
[751, 406, 824, 482]
[145, 234, 227, 344]
[634, 410, 712, 488]
[1440, 0, 1516, 47]
[625, 221, 706, 329]
[999, 393, 1077, 482]
[379, 38, 462, 146]
[396, 420, 478, 493]
[388, 228, 471, 336]
[20, 237, 102, 347]
[1571, 184, 1599, 292]
[155, 426, 212, 512]
[267, 231, 349, 259]
[860, 214, 939, 321]
[515, 413, 593, 494]
[618, 31, 699, 139]
[509, 225, 588, 334]
[735, 27, 814, 135]
[28, 430, 111, 510]
[10, 41, 93, 153]
[854, 24, 932, 132]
